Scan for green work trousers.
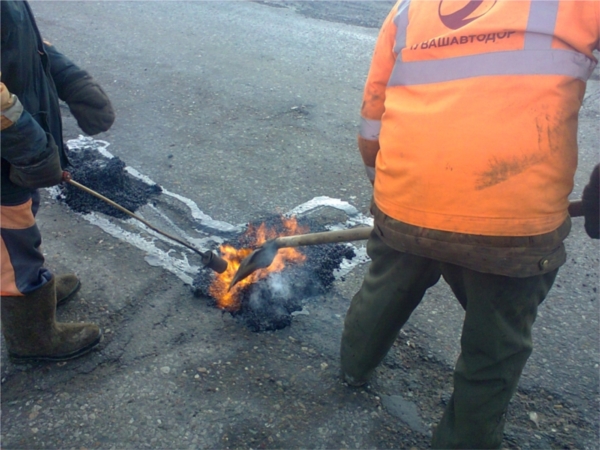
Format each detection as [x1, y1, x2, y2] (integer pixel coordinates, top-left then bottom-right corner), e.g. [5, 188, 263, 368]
[340, 230, 558, 449]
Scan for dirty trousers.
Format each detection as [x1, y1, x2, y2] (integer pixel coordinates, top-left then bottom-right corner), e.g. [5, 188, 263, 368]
[340, 230, 557, 449]
[1, 191, 52, 296]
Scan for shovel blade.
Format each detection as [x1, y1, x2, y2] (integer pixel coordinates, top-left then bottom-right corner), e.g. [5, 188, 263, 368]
[228, 240, 279, 290]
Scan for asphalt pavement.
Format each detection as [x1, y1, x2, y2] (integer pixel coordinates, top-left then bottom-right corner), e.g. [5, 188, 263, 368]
[1, 1, 598, 449]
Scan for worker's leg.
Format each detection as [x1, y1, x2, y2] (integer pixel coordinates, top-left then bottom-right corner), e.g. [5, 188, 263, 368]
[1, 194, 51, 296]
[431, 264, 558, 449]
[0, 193, 80, 303]
[340, 230, 441, 386]
[1, 194, 101, 362]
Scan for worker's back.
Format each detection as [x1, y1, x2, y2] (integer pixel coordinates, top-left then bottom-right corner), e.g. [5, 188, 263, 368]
[360, 0, 599, 236]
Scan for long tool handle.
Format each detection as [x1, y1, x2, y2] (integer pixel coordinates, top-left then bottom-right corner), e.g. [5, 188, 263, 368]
[273, 226, 373, 249]
[66, 178, 204, 257]
[272, 199, 584, 250]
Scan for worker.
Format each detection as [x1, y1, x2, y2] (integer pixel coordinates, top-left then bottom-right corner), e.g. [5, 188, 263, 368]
[1, 0, 115, 362]
[340, 0, 599, 448]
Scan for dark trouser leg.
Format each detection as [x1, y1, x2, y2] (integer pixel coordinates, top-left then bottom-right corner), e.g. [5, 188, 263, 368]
[340, 230, 441, 385]
[1, 192, 52, 296]
[431, 265, 558, 449]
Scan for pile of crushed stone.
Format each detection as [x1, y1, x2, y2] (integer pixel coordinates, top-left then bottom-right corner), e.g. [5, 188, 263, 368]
[61, 146, 162, 219]
[193, 215, 356, 332]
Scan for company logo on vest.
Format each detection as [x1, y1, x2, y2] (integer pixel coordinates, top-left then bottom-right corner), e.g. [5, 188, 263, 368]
[438, 0, 497, 30]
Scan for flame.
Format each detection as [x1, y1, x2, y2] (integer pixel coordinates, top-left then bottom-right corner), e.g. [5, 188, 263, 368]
[209, 216, 308, 311]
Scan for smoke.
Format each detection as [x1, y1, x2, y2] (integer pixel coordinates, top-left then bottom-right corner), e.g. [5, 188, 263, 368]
[242, 271, 299, 332]
[267, 272, 292, 299]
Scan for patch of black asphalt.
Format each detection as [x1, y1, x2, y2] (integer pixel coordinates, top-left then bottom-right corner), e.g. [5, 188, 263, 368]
[61, 145, 162, 219]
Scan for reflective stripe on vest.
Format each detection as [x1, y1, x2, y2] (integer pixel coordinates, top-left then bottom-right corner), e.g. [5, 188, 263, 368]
[388, 0, 597, 87]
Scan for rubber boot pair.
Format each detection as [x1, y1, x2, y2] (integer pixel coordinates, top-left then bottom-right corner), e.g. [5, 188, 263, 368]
[0, 276, 101, 362]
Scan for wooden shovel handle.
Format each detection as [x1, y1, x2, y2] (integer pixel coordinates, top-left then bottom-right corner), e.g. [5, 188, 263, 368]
[273, 226, 373, 248]
[271, 200, 583, 250]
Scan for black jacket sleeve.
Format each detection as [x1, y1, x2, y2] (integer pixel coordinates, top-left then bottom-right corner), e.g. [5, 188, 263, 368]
[44, 42, 115, 135]
[1, 101, 63, 189]
[43, 42, 88, 102]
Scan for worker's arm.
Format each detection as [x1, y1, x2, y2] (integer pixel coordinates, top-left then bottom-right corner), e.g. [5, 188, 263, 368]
[358, 136, 379, 185]
[358, 0, 401, 185]
[1, 81, 63, 188]
[43, 41, 115, 135]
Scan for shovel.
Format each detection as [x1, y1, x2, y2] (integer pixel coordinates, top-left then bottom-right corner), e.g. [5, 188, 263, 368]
[229, 200, 585, 290]
[229, 226, 373, 289]
[62, 171, 228, 273]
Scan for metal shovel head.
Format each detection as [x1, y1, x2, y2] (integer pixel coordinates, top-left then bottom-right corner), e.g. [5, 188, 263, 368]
[228, 239, 280, 290]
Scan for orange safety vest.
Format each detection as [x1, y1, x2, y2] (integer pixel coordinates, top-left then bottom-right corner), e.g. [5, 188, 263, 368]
[360, 0, 600, 236]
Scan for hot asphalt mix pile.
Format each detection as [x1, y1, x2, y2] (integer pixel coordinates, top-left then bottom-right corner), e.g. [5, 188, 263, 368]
[193, 215, 356, 332]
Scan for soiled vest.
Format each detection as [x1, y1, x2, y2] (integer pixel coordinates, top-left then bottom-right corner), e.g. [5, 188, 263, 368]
[360, 0, 599, 236]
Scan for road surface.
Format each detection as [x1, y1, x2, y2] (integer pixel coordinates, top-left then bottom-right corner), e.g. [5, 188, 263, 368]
[1, 2, 598, 449]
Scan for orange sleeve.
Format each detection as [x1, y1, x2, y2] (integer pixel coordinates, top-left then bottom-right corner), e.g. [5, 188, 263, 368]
[360, 0, 401, 121]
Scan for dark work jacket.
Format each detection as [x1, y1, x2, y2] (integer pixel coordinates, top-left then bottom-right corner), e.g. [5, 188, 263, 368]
[1, 0, 73, 205]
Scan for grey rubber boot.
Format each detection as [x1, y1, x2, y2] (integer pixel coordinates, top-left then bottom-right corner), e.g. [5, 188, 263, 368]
[0, 277, 102, 363]
[55, 274, 81, 306]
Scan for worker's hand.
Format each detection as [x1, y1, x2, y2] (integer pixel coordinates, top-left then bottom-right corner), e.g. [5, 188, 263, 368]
[1, 81, 24, 131]
[62, 75, 115, 135]
[9, 136, 64, 189]
[1, 81, 13, 110]
[581, 164, 599, 239]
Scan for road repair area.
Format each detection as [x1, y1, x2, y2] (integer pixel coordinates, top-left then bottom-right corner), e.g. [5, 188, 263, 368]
[1, 1, 599, 449]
